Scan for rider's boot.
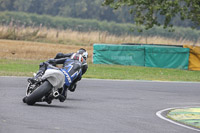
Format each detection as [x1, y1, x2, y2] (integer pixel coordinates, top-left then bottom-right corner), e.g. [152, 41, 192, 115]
[27, 70, 43, 84]
[58, 95, 66, 102]
[68, 83, 77, 92]
[59, 86, 67, 102]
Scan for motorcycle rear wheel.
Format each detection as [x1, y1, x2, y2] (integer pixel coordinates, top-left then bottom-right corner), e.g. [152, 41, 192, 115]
[26, 81, 52, 105]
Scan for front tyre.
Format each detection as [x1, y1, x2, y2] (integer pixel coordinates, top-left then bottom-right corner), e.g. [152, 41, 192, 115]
[26, 81, 52, 105]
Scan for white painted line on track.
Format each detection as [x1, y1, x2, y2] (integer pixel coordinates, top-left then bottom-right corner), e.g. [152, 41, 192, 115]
[156, 107, 200, 132]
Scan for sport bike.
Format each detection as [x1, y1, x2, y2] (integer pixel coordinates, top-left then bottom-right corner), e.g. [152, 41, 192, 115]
[23, 63, 69, 105]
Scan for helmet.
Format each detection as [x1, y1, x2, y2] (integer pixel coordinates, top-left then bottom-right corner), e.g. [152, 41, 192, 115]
[77, 48, 88, 60]
[71, 53, 84, 63]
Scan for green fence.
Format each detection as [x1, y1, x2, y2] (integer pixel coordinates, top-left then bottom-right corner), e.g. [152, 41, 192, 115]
[93, 44, 190, 70]
[93, 44, 145, 66]
[145, 46, 190, 69]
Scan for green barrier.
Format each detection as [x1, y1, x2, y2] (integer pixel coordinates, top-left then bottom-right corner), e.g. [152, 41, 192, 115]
[93, 44, 190, 70]
[145, 47, 190, 69]
[93, 44, 145, 66]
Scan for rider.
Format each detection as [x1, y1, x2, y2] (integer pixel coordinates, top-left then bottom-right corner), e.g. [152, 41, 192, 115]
[28, 48, 88, 102]
[54, 48, 88, 92]
[55, 48, 88, 76]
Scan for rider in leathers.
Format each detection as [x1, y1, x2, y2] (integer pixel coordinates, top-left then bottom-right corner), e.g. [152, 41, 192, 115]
[54, 48, 88, 77]
[28, 48, 88, 102]
[54, 48, 88, 92]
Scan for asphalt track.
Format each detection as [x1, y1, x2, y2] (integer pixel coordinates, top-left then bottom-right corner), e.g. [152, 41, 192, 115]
[0, 76, 200, 133]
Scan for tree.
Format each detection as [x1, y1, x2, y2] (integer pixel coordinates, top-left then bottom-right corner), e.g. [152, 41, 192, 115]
[103, 0, 200, 31]
[13, 0, 32, 12]
[0, 0, 15, 11]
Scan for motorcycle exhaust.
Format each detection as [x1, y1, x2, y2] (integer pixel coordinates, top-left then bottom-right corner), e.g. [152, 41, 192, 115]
[53, 91, 59, 98]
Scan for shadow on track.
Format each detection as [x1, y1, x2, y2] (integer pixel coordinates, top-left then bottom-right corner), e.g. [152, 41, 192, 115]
[21, 98, 87, 109]
[33, 103, 69, 108]
[67, 98, 85, 101]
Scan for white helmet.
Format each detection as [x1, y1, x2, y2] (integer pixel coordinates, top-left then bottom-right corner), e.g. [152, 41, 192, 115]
[77, 48, 88, 60]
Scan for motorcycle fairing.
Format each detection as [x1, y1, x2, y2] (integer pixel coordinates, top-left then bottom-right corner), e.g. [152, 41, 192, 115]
[42, 69, 65, 88]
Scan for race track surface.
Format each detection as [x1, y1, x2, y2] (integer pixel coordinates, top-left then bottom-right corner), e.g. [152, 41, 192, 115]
[0, 76, 200, 133]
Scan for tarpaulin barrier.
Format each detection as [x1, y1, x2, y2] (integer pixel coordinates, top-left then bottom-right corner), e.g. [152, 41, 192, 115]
[145, 46, 190, 69]
[183, 45, 200, 71]
[93, 44, 190, 70]
[93, 44, 145, 66]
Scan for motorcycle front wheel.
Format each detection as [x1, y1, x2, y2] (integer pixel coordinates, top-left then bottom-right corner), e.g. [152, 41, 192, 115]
[25, 81, 52, 105]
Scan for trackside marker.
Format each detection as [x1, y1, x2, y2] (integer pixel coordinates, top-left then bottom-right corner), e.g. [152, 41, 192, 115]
[156, 107, 200, 132]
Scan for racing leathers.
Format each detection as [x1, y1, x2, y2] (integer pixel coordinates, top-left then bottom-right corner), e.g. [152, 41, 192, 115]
[54, 52, 88, 75]
[54, 52, 88, 92]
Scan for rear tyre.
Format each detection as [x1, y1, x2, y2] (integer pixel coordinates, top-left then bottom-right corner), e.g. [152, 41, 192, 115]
[26, 81, 52, 105]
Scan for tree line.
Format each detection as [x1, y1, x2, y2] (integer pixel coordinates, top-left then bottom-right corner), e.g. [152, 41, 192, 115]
[1, 11, 199, 42]
[0, 0, 196, 28]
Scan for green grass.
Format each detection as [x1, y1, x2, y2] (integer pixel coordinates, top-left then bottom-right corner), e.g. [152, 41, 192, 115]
[0, 59, 200, 82]
[86, 64, 200, 81]
[0, 59, 42, 77]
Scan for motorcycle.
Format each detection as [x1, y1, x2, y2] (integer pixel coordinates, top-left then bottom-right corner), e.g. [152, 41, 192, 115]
[22, 63, 68, 105]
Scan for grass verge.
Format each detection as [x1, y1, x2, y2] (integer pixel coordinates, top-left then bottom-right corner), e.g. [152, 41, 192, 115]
[1, 59, 200, 82]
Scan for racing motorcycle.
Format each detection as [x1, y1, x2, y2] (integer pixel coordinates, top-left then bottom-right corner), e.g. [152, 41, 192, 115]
[22, 63, 67, 105]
